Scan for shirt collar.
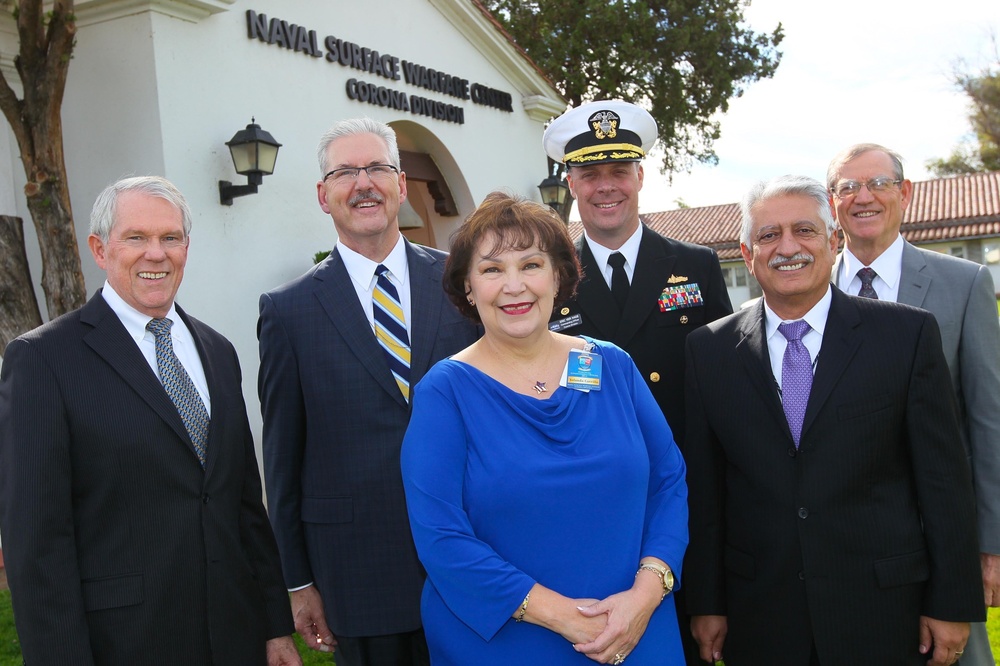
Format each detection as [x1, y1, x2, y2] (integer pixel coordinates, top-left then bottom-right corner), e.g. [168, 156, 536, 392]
[840, 234, 904, 289]
[100, 280, 185, 344]
[337, 234, 408, 291]
[583, 223, 643, 273]
[763, 285, 832, 341]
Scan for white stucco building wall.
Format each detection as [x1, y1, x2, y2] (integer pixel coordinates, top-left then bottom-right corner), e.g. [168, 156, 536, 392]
[0, 0, 564, 450]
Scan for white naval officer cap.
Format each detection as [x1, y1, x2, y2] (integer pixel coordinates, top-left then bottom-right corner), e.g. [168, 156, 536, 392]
[543, 100, 657, 166]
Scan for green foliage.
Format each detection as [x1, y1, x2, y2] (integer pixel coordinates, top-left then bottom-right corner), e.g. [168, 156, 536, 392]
[0, 591, 21, 665]
[484, 0, 783, 175]
[928, 59, 1000, 175]
[314, 250, 331, 265]
[293, 633, 337, 664]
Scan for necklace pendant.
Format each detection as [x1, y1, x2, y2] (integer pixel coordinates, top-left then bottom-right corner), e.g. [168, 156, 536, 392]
[533, 381, 547, 394]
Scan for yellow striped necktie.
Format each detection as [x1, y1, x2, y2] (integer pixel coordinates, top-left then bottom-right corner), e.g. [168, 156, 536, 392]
[373, 265, 411, 401]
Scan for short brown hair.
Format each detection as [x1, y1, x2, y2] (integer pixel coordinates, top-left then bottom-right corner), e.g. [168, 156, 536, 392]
[444, 191, 581, 322]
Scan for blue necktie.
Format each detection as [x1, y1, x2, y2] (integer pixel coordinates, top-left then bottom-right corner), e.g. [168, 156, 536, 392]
[373, 265, 411, 401]
[778, 320, 812, 448]
[146, 318, 209, 466]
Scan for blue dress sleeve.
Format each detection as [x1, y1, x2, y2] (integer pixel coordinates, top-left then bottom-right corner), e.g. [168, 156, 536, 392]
[401, 365, 536, 641]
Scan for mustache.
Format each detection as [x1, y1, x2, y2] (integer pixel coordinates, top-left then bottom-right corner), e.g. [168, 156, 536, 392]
[768, 252, 814, 269]
[348, 190, 384, 206]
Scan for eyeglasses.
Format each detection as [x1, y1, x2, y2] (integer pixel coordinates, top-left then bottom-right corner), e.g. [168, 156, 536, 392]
[323, 164, 399, 184]
[831, 176, 903, 199]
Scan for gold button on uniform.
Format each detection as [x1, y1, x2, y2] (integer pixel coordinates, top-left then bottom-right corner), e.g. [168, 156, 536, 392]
[679, 315, 689, 324]
[560, 307, 570, 315]
[649, 372, 660, 382]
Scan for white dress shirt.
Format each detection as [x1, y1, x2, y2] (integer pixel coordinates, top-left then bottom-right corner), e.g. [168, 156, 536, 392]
[337, 234, 412, 337]
[583, 223, 644, 288]
[836, 234, 904, 302]
[763, 286, 832, 389]
[101, 280, 211, 415]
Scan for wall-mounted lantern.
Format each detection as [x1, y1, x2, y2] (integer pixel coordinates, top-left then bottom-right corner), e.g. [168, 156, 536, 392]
[219, 118, 281, 206]
[537, 162, 574, 223]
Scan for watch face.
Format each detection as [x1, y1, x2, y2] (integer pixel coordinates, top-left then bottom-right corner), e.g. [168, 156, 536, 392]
[664, 568, 675, 591]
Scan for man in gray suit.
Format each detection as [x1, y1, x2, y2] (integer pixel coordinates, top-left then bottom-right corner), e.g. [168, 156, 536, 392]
[258, 118, 479, 666]
[829, 143, 1000, 665]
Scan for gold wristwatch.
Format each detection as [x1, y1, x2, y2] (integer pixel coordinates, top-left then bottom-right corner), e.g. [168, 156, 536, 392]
[637, 561, 675, 600]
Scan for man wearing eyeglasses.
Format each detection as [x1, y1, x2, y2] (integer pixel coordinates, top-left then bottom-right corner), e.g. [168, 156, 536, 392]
[829, 143, 1000, 666]
[257, 118, 479, 666]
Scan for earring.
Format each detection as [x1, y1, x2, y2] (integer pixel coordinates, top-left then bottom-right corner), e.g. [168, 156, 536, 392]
[468, 298, 475, 306]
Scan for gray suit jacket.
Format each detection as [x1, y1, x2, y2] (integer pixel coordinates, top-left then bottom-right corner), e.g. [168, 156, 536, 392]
[836, 242, 1000, 552]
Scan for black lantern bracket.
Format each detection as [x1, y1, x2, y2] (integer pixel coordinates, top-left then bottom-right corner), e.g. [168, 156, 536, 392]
[537, 159, 574, 224]
[219, 118, 281, 206]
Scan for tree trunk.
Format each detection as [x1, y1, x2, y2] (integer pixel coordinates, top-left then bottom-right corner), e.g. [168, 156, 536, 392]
[0, 0, 86, 330]
[25, 171, 87, 317]
[0, 215, 43, 352]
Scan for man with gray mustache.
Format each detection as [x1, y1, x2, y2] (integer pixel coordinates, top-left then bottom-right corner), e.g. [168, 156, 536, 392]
[682, 175, 982, 665]
[257, 118, 479, 666]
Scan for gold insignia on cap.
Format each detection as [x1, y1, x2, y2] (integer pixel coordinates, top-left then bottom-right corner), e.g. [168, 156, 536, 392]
[590, 111, 619, 140]
[560, 307, 570, 315]
[649, 372, 661, 382]
[680, 315, 689, 324]
[667, 274, 688, 284]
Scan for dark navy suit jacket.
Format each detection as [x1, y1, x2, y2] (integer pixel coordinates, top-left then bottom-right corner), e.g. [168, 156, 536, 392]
[258, 239, 480, 637]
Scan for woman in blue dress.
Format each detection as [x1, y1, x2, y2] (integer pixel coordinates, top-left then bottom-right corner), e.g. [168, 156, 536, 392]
[401, 192, 688, 665]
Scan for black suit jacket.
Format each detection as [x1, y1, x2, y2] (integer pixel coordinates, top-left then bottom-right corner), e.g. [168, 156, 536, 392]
[258, 239, 480, 637]
[550, 225, 732, 441]
[0, 293, 292, 666]
[683, 288, 983, 665]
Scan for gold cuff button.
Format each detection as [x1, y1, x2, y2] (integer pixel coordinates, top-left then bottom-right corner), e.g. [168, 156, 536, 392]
[650, 372, 660, 382]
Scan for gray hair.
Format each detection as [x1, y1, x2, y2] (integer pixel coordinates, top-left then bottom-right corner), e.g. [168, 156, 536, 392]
[89, 176, 193, 243]
[740, 175, 837, 246]
[826, 143, 905, 189]
[316, 117, 401, 175]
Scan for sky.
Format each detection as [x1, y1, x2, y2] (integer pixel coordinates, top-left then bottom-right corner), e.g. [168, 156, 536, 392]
[608, 0, 1000, 217]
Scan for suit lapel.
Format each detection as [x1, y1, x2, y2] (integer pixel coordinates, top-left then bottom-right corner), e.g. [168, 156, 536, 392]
[574, 237, 619, 340]
[406, 241, 444, 385]
[735, 301, 788, 433]
[81, 294, 193, 450]
[617, 227, 675, 344]
[801, 288, 862, 442]
[313, 248, 408, 406]
[897, 241, 931, 308]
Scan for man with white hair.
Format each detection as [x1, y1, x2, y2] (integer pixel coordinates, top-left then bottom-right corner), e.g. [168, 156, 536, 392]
[683, 175, 982, 665]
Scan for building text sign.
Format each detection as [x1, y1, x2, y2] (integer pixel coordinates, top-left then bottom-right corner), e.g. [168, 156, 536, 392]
[246, 10, 516, 125]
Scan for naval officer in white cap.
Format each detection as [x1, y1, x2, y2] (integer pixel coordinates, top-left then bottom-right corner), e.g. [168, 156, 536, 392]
[545, 100, 732, 665]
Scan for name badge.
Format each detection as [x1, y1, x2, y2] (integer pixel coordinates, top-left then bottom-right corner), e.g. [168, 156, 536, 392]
[658, 282, 703, 312]
[549, 313, 583, 332]
[564, 348, 602, 392]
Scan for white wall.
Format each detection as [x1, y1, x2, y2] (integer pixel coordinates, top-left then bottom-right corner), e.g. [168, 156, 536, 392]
[2, 0, 562, 451]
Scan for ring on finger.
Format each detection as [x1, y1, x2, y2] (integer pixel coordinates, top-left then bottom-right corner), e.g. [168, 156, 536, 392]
[613, 653, 627, 665]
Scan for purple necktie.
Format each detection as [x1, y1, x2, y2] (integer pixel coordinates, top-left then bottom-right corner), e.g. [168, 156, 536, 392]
[778, 320, 812, 447]
[857, 267, 878, 299]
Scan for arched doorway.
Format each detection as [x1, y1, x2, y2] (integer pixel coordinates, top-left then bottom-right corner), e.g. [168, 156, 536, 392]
[389, 120, 473, 250]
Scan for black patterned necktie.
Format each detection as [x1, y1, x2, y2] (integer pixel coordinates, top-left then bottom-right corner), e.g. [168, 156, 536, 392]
[857, 267, 879, 299]
[146, 318, 209, 467]
[373, 265, 411, 401]
[608, 252, 630, 312]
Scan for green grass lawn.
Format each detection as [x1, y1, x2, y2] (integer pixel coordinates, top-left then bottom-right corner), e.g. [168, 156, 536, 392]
[0, 589, 996, 665]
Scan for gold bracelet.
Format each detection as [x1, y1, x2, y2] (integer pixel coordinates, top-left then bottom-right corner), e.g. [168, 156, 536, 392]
[515, 591, 530, 622]
[636, 562, 671, 600]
